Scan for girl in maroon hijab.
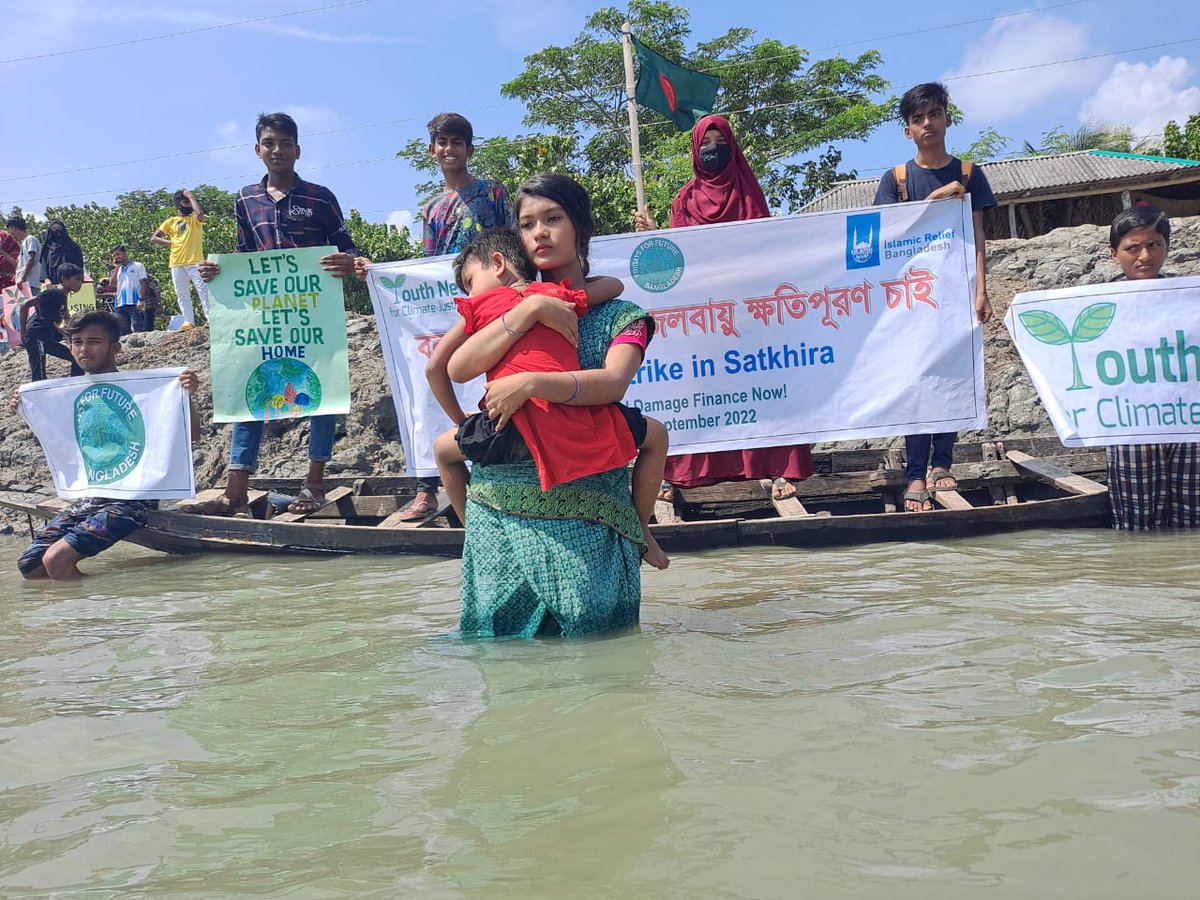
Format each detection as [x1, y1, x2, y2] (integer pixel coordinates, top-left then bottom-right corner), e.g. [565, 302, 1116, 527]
[634, 114, 813, 501]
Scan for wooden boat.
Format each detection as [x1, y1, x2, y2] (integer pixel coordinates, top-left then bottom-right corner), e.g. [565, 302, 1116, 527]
[0, 439, 1111, 557]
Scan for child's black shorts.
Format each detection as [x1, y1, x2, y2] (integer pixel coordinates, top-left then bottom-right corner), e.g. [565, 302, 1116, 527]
[455, 403, 648, 467]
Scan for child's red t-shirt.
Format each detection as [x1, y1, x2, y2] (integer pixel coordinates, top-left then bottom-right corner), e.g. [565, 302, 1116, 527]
[456, 280, 637, 490]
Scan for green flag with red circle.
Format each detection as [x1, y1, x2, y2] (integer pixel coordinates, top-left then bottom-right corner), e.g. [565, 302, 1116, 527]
[632, 36, 720, 131]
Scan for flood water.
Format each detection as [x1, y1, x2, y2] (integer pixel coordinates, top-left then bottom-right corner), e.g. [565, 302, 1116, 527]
[1, 528, 1197, 898]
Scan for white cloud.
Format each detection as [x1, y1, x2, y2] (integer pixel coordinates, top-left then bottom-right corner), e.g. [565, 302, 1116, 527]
[209, 119, 245, 164]
[103, 7, 419, 44]
[386, 209, 416, 233]
[942, 14, 1108, 122]
[1080, 56, 1200, 140]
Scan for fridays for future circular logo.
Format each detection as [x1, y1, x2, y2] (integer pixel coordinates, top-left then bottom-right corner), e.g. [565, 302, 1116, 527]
[74, 384, 146, 485]
[630, 237, 685, 293]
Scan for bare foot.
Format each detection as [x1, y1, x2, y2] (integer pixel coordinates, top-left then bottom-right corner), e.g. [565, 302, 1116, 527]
[641, 533, 670, 570]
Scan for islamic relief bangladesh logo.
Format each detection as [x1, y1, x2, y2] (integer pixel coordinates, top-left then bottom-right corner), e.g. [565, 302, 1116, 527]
[1018, 303, 1116, 390]
[630, 237, 685, 293]
[73, 384, 146, 485]
[247, 358, 322, 420]
[845, 212, 880, 269]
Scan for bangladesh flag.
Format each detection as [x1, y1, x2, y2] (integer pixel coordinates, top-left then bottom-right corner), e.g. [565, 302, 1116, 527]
[632, 36, 719, 131]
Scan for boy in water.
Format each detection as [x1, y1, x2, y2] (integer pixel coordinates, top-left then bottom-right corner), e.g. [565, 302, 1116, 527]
[426, 227, 670, 569]
[10, 310, 200, 579]
[1104, 205, 1196, 529]
[873, 81, 996, 512]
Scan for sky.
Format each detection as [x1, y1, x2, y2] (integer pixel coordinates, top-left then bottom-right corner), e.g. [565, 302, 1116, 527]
[0, 0, 1197, 235]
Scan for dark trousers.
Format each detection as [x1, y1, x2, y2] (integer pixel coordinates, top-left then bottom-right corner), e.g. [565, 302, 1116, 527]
[114, 306, 136, 335]
[26, 339, 83, 381]
[136, 310, 156, 332]
[905, 432, 956, 481]
[417, 476, 441, 493]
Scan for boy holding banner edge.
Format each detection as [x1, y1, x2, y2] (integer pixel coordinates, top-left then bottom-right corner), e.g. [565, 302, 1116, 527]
[182, 112, 360, 518]
[10, 310, 201, 580]
[873, 82, 995, 512]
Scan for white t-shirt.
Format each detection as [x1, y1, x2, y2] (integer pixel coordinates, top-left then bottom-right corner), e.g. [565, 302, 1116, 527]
[19, 234, 41, 286]
[114, 261, 148, 307]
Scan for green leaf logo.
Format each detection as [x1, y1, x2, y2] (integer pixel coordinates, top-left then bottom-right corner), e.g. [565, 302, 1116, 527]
[1019, 302, 1116, 391]
[379, 275, 395, 290]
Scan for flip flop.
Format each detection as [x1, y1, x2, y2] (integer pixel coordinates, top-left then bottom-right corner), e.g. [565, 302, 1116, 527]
[902, 489, 933, 512]
[397, 494, 439, 521]
[286, 484, 327, 515]
[771, 477, 797, 500]
[928, 469, 958, 491]
[657, 481, 675, 503]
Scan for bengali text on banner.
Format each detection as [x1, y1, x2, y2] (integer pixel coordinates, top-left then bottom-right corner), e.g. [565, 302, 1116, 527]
[1005, 275, 1200, 447]
[367, 198, 986, 476]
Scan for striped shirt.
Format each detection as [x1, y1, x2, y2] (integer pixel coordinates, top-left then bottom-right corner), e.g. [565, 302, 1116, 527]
[235, 174, 359, 255]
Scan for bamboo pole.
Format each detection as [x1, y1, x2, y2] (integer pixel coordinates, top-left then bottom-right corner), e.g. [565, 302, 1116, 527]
[621, 21, 647, 214]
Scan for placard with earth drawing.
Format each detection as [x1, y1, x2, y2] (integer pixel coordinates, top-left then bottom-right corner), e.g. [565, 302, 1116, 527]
[205, 246, 350, 423]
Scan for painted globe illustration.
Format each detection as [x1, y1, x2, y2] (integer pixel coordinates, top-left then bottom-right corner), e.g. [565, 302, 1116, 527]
[73, 384, 146, 485]
[246, 358, 322, 420]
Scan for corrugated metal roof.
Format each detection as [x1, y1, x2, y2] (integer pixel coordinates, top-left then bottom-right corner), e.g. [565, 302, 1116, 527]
[801, 150, 1200, 213]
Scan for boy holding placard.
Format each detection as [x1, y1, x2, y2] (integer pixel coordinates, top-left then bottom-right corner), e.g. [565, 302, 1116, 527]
[873, 81, 996, 512]
[9, 310, 200, 580]
[181, 112, 359, 518]
[1104, 205, 1197, 529]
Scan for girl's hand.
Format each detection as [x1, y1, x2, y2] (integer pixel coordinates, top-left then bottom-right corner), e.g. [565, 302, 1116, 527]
[518, 293, 578, 347]
[482, 373, 537, 431]
[179, 369, 200, 395]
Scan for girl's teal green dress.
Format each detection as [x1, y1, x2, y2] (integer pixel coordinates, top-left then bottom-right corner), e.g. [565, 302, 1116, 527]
[460, 300, 653, 638]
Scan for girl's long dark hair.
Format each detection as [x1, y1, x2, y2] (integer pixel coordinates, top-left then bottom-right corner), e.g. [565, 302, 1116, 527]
[513, 173, 595, 276]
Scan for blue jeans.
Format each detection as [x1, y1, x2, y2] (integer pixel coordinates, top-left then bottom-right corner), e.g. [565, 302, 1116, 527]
[905, 432, 956, 482]
[229, 415, 337, 473]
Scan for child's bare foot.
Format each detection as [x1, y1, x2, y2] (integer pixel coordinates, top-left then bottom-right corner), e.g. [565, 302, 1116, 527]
[641, 534, 670, 569]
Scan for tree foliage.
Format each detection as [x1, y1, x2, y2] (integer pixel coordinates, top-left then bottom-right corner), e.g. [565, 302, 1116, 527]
[1020, 120, 1142, 156]
[398, 0, 893, 232]
[1163, 113, 1200, 161]
[955, 127, 1011, 163]
[4, 187, 419, 318]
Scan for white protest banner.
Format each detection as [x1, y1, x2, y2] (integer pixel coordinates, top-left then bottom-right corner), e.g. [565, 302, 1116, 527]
[368, 198, 985, 476]
[1005, 275, 1200, 447]
[18, 368, 195, 500]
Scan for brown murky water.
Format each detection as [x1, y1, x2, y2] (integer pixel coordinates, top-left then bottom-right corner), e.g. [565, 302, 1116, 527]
[1, 528, 1198, 898]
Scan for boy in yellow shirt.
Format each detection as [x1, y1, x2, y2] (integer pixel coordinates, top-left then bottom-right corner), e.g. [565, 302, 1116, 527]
[151, 188, 208, 325]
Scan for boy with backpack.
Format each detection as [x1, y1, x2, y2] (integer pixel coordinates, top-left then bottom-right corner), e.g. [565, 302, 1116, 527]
[873, 81, 996, 512]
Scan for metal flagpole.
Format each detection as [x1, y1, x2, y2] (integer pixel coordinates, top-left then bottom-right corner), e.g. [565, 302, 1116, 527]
[621, 21, 647, 214]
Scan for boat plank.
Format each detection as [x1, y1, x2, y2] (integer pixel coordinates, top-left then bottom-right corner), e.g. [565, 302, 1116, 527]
[759, 479, 812, 518]
[1006, 450, 1107, 496]
[271, 486, 354, 523]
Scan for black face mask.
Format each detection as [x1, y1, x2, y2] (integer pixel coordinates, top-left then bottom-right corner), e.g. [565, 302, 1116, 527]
[178, 204, 193, 216]
[699, 144, 731, 172]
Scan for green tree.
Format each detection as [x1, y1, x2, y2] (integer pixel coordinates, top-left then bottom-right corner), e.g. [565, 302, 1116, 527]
[5, 186, 420, 319]
[1020, 120, 1139, 156]
[1163, 113, 1200, 160]
[398, 0, 890, 232]
[955, 127, 1010, 162]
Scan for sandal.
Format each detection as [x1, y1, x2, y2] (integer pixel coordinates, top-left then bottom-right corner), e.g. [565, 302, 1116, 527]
[903, 489, 934, 512]
[177, 494, 251, 518]
[287, 483, 328, 515]
[397, 493, 439, 521]
[771, 477, 797, 500]
[657, 481, 675, 503]
[929, 469, 958, 491]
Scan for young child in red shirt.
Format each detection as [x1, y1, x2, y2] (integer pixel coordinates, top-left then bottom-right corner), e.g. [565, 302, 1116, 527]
[426, 226, 669, 569]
